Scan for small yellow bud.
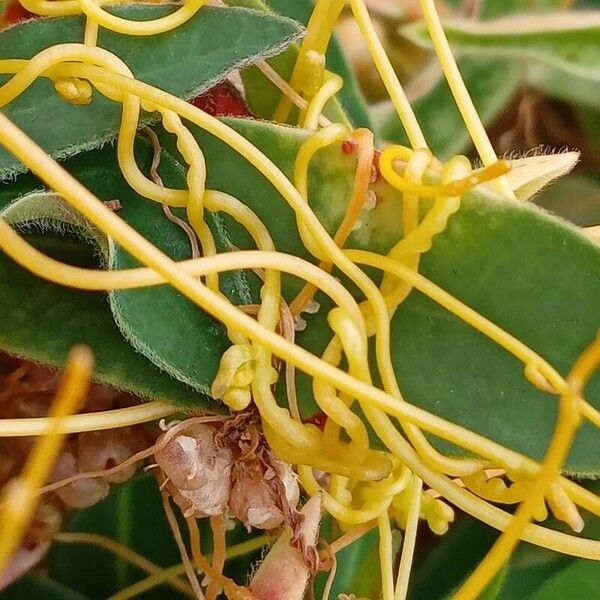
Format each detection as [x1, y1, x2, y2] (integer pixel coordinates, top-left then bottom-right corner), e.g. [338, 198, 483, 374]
[54, 78, 93, 106]
[211, 344, 256, 411]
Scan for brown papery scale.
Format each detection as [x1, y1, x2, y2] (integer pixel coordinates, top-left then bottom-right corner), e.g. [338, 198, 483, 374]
[155, 423, 233, 517]
[229, 458, 300, 531]
[78, 428, 143, 484]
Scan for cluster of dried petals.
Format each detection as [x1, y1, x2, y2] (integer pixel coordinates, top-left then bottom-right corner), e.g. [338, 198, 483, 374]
[156, 416, 301, 533]
[229, 458, 299, 531]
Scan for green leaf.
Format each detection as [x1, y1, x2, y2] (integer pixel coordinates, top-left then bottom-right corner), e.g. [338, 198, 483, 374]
[0, 227, 200, 405]
[403, 11, 600, 82]
[0, 141, 250, 402]
[162, 118, 407, 269]
[479, 0, 566, 19]
[391, 193, 600, 474]
[375, 57, 522, 159]
[0, 3, 303, 179]
[402, 11, 600, 108]
[170, 118, 600, 473]
[529, 559, 600, 598]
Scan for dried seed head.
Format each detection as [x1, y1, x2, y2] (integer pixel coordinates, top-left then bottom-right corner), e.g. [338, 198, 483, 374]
[156, 423, 233, 518]
[169, 479, 231, 519]
[230, 460, 299, 531]
[155, 423, 233, 492]
[50, 449, 109, 509]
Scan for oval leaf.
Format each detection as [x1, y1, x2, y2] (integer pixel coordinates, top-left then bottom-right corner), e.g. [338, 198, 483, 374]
[166, 118, 600, 474]
[0, 3, 303, 179]
[0, 141, 250, 400]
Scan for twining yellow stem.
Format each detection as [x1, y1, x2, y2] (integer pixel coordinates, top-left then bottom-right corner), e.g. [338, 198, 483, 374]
[1, 56, 599, 560]
[417, 0, 515, 199]
[1, 110, 598, 557]
[0, 104, 597, 556]
[378, 513, 395, 600]
[0, 346, 93, 573]
[302, 73, 343, 130]
[455, 335, 600, 599]
[54, 532, 195, 598]
[22, 0, 205, 34]
[290, 127, 374, 316]
[395, 478, 423, 600]
[0, 401, 177, 437]
[349, 0, 426, 149]
[84, 17, 99, 46]
[379, 146, 510, 198]
[206, 516, 226, 600]
[160, 490, 204, 599]
[272, 0, 346, 123]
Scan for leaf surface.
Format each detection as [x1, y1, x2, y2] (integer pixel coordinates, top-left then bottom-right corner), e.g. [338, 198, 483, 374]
[3, 142, 250, 398]
[0, 4, 303, 179]
[174, 118, 600, 473]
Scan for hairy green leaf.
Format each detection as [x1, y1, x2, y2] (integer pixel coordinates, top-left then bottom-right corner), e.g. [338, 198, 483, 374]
[171, 118, 600, 474]
[0, 141, 250, 401]
[391, 193, 600, 473]
[0, 3, 303, 179]
[0, 228, 200, 405]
